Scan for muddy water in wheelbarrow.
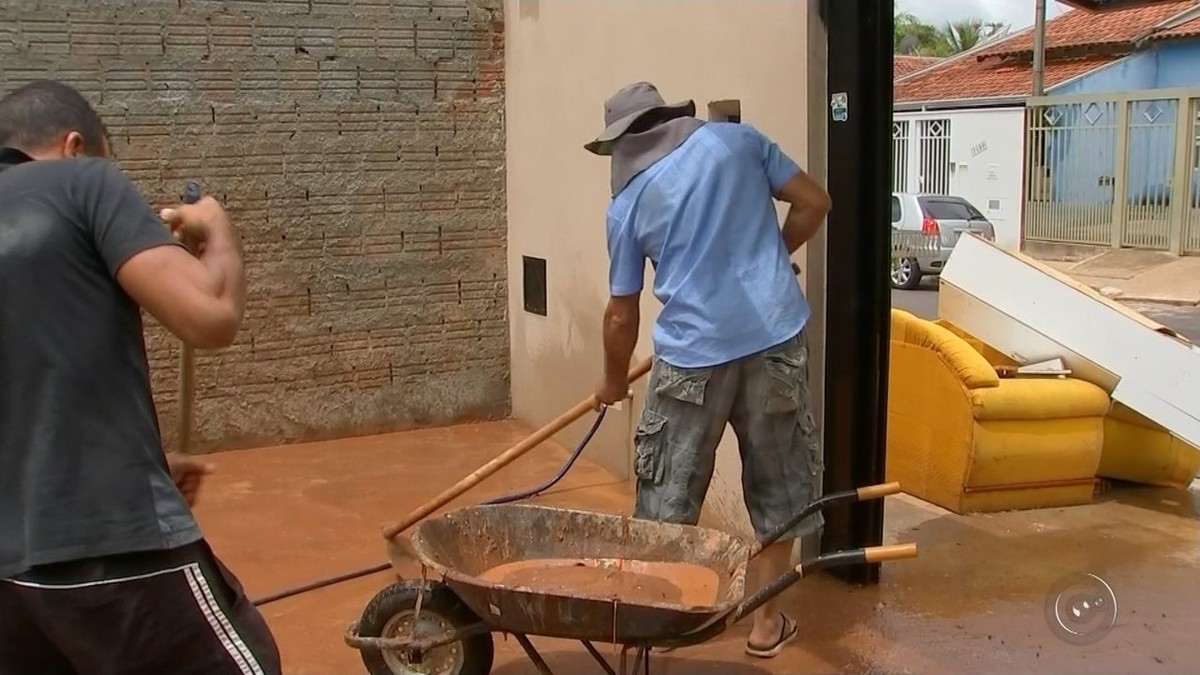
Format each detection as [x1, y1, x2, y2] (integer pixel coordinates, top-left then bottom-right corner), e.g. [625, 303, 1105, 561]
[412, 504, 752, 643]
[476, 558, 721, 608]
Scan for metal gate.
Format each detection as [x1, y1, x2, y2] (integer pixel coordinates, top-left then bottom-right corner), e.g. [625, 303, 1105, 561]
[1186, 100, 1200, 254]
[1025, 87, 1200, 254]
[892, 120, 910, 193]
[917, 119, 952, 194]
[1122, 99, 1177, 250]
[891, 116, 952, 196]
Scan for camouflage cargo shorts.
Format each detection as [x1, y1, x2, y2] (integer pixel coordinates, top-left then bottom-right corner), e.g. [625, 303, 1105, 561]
[632, 329, 824, 541]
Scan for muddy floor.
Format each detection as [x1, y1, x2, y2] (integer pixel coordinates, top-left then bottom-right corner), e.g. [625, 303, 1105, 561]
[194, 421, 1200, 674]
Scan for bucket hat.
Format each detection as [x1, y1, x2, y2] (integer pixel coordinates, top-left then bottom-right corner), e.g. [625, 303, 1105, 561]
[584, 81, 695, 155]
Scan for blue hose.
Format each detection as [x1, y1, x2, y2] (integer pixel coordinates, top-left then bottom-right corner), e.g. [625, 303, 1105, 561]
[482, 406, 609, 506]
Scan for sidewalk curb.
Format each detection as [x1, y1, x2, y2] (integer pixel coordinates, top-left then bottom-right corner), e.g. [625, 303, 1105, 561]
[1030, 252, 1200, 308]
[1116, 295, 1200, 307]
[1067, 280, 1200, 307]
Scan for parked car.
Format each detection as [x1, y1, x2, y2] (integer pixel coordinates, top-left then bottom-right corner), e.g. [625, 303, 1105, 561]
[890, 192, 996, 290]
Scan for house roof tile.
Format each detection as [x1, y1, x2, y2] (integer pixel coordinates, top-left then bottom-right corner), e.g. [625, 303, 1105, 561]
[983, 0, 1196, 58]
[1149, 15, 1200, 39]
[896, 55, 1119, 104]
[894, 55, 943, 78]
[895, 0, 1200, 105]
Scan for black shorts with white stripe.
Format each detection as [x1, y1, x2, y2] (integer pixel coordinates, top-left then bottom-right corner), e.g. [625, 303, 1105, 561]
[0, 540, 281, 675]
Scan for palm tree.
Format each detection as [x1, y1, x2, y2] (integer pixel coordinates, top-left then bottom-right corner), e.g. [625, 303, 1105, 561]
[943, 19, 1010, 53]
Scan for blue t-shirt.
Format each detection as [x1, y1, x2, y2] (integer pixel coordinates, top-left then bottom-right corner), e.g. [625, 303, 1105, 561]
[606, 122, 811, 369]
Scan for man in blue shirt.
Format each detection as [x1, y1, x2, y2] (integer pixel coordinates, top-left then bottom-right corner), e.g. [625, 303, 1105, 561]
[588, 82, 831, 659]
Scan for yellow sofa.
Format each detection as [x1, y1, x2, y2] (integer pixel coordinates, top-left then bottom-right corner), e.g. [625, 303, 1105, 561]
[887, 309, 1112, 514]
[939, 314, 1200, 489]
[1101, 403, 1200, 488]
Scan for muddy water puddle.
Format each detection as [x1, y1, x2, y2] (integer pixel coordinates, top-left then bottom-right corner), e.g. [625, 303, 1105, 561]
[478, 558, 721, 608]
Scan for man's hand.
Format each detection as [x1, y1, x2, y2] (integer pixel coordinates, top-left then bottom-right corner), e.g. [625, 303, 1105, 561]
[166, 453, 215, 507]
[160, 196, 232, 256]
[117, 194, 246, 349]
[594, 376, 631, 411]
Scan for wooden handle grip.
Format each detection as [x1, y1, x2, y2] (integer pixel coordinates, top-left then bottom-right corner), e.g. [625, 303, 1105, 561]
[179, 344, 195, 453]
[856, 481, 901, 501]
[381, 356, 655, 541]
[863, 543, 918, 563]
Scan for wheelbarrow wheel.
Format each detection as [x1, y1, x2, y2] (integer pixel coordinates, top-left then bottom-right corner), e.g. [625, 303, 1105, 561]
[358, 580, 494, 675]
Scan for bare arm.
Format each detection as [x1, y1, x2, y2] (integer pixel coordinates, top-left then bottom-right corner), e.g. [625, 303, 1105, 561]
[117, 198, 246, 348]
[775, 169, 832, 254]
[597, 294, 641, 404]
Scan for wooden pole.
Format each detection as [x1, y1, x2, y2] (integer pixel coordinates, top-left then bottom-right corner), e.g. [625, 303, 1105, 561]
[381, 356, 654, 541]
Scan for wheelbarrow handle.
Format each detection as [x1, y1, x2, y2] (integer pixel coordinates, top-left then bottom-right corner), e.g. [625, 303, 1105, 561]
[736, 543, 919, 622]
[856, 481, 902, 501]
[863, 542, 919, 563]
[742, 542, 917, 617]
[750, 481, 904, 557]
[654, 541, 919, 650]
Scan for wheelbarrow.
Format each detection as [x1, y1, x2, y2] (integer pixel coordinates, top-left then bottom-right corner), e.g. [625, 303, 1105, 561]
[344, 481, 917, 675]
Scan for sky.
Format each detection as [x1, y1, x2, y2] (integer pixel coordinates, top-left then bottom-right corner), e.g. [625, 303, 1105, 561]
[895, 0, 1072, 30]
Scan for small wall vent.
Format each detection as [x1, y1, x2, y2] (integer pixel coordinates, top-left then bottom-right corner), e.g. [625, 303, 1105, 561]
[522, 255, 547, 316]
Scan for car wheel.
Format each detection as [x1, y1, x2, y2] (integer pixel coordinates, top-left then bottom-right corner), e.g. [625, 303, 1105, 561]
[890, 257, 923, 290]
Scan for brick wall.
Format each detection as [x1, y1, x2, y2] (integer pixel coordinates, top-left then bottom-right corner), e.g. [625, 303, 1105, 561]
[0, 0, 510, 451]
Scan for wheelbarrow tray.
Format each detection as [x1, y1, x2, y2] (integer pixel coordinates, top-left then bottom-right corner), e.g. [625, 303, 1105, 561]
[409, 504, 751, 644]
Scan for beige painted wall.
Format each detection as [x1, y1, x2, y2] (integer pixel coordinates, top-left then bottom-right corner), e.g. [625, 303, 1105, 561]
[505, 0, 813, 537]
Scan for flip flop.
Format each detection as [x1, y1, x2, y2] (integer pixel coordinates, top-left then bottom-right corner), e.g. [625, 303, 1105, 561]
[745, 613, 798, 659]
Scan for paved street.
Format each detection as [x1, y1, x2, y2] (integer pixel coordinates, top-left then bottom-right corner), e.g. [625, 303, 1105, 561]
[892, 286, 1200, 341]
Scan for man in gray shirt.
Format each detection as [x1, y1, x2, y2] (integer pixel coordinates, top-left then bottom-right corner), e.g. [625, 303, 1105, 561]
[0, 80, 279, 674]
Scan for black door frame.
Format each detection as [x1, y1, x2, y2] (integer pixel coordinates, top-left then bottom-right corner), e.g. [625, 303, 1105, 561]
[817, 0, 894, 585]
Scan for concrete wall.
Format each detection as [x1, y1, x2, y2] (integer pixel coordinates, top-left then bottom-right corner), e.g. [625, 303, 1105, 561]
[894, 108, 1027, 250]
[505, 0, 811, 537]
[1051, 53, 1157, 96]
[1149, 40, 1200, 89]
[0, 0, 510, 451]
[1052, 39, 1200, 94]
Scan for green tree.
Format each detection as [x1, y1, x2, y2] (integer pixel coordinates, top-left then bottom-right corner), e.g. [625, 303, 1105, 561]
[895, 11, 951, 56]
[943, 19, 1010, 53]
[895, 11, 1010, 56]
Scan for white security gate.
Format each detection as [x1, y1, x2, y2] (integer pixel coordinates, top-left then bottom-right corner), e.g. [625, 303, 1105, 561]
[892, 120, 910, 193]
[918, 119, 952, 194]
[891, 115, 953, 196]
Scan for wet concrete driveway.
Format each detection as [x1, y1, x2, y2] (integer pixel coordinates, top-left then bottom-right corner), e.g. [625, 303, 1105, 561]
[194, 421, 1200, 674]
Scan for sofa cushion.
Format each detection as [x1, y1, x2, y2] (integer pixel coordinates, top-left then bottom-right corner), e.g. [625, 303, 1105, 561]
[968, 417, 1104, 488]
[970, 377, 1111, 421]
[1102, 414, 1200, 488]
[891, 310, 999, 389]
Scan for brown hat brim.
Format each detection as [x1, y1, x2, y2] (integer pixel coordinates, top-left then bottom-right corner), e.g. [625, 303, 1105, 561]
[584, 99, 696, 155]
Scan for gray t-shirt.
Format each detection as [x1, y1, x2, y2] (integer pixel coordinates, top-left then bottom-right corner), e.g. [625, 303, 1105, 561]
[0, 148, 201, 579]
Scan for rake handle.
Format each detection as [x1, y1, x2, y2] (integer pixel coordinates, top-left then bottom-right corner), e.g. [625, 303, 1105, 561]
[177, 181, 202, 453]
[381, 356, 654, 541]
